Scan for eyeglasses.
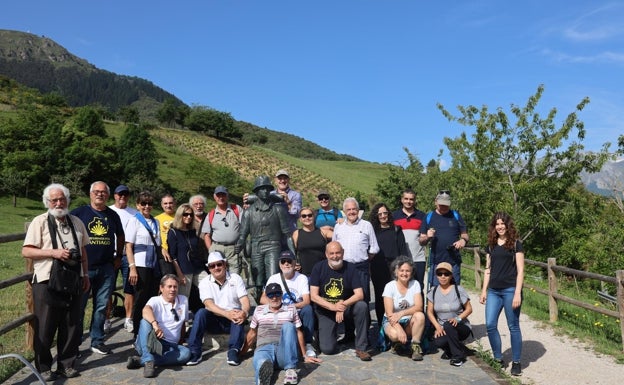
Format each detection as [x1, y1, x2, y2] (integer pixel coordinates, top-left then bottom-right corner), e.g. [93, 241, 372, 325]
[267, 292, 282, 299]
[280, 259, 294, 265]
[171, 307, 179, 322]
[47, 197, 67, 204]
[208, 262, 224, 269]
[192, 202, 205, 206]
[318, 196, 329, 201]
[182, 212, 193, 217]
[139, 201, 153, 207]
[300, 213, 314, 219]
[438, 190, 451, 195]
[222, 218, 229, 227]
[91, 190, 108, 195]
[377, 211, 389, 217]
[436, 271, 452, 277]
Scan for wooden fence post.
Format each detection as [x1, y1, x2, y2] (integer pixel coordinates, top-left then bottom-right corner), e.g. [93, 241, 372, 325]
[548, 257, 558, 322]
[616, 270, 624, 352]
[473, 248, 481, 290]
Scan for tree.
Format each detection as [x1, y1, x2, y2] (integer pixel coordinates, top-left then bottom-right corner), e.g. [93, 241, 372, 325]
[118, 106, 140, 124]
[184, 106, 240, 138]
[156, 98, 178, 127]
[437, 85, 612, 257]
[118, 122, 158, 181]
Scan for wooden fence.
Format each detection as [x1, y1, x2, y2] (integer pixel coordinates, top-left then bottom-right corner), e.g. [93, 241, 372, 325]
[463, 246, 624, 352]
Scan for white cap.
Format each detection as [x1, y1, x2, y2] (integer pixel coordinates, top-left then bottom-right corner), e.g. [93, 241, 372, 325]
[206, 251, 226, 266]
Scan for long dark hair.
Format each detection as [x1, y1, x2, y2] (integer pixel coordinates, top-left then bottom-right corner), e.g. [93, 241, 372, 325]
[487, 211, 519, 250]
[369, 203, 394, 231]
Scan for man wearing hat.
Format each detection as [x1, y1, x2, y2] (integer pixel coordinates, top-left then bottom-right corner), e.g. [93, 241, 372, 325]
[274, 169, 302, 231]
[186, 251, 250, 366]
[202, 186, 243, 273]
[259, 250, 317, 358]
[314, 189, 343, 231]
[419, 190, 469, 287]
[236, 176, 294, 299]
[242, 282, 322, 385]
[109, 184, 139, 333]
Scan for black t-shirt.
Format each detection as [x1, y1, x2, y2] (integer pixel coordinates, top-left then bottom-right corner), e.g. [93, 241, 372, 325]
[309, 260, 362, 315]
[486, 240, 523, 289]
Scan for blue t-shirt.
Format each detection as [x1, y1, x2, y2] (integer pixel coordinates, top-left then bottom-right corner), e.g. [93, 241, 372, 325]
[420, 210, 467, 265]
[315, 207, 343, 228]
[70, 205, 123, 267]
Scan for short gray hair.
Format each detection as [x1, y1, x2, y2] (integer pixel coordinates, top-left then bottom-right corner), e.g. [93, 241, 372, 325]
[342, 197, 359, 211]
[389, 255, 413, 280]
[42, 183, 70, 207]
[189, 194, 207, 205]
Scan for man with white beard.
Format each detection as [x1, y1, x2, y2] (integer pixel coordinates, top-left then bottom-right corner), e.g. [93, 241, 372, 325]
[309, 241, 372, 361]
[22, 183, 90, 381]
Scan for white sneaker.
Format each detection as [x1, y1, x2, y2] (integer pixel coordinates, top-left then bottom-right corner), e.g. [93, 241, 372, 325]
[103, 319, 112, 334]
[283, 368, 298, 384]
[124, 318, 134, 333]
[305, 343, 317, 358]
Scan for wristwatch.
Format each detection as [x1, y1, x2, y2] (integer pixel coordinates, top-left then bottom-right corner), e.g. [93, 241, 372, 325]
[455, 316, 462, 323]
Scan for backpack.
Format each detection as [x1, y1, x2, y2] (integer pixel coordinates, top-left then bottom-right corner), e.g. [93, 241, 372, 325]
[208, 204, 240, 227]
[425, 209, 459, 227]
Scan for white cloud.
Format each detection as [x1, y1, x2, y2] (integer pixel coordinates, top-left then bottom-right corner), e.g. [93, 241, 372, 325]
[540, 48, 624, 64]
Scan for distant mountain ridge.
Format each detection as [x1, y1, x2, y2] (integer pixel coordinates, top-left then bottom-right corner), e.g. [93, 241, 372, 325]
[580, 158, 624, 196]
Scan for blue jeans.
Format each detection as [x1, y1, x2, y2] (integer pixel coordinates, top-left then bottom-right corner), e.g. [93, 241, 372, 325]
[188, 308, 245, 357]
[81, 263, 115, 347]
[430, 263, 461, 287]
[298, 304, 314, 344]
[485, 287, 522, 362]
[253, 322, 298, 385]
[135, 319, 191, 366]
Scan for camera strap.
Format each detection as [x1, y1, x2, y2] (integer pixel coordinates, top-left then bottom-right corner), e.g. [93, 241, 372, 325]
[47, 214, 80, 252]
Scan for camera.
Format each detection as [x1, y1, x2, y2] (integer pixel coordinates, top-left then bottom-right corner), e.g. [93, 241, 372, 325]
[245, 191, 285, 205]
[65, 248, 81, 267]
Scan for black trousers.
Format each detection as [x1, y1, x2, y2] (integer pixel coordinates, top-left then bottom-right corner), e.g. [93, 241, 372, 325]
[433, 321, 472, 360]
[131, 267, 158, 336]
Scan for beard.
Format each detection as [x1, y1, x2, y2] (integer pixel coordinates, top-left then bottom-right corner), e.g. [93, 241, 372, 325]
[48, 207, 69, 219]
[328, 259, 343, 270]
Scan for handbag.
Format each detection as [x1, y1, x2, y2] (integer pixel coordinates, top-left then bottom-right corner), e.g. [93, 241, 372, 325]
[46, 214, 83, 305]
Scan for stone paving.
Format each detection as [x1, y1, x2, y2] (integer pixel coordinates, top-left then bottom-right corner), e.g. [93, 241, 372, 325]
[7, 314, 507, 385]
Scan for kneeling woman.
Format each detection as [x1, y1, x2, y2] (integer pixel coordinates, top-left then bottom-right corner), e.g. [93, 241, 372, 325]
[381, 256, 426, 361]
[426, 262, 473, 367]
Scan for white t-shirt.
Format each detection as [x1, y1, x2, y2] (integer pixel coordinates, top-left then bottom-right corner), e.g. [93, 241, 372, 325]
[198, 272, 247, 310]
[382, 280, 422, 321]
[264, 271, 310, 305]
[146, 294, 188, 344]
[125, 215, 160, 268]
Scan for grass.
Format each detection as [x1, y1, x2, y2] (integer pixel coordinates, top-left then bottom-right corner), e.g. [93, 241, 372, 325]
[460, 258, 624, 368]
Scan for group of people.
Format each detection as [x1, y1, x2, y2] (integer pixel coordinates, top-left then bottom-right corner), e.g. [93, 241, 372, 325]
[22, 172, 525, 384]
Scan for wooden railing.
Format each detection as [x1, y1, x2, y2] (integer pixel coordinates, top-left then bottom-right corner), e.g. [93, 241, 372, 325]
[463, 247, 624, 352]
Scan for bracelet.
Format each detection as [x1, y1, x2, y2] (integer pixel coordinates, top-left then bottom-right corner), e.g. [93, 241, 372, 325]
[151, 320, 158, 325]
[129, 263, 136, 267]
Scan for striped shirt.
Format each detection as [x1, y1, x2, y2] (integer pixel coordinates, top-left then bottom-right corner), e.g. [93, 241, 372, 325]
[250, 304, 301, 348]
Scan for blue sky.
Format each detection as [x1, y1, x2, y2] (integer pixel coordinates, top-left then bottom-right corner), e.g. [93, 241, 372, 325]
[2, 1, 623, 166]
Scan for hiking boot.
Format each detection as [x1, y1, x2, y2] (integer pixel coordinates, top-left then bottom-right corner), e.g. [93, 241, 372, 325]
[258, 360, 273, 385]
[283, 368, 298, 384]
[390, 342, 402, 355]
[511, 361, 522, 376]
[143, 360, 156, 378]
[57, 367, 79, 378]
[411, 343, 423, 361]
[126, 356, 142, 369]
[41, 370, 58, 382]
[450, 357, 466, 367]
[355, 349, 372, 361]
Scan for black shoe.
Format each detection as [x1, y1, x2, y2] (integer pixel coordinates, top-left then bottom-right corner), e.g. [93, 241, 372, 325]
[127, 356, 142, 369]
[57, 367, 79, 378]
[440, 352, 451, 360]
[40, 370, 58, 382]
[91, 343, 112, 355]
[494, 358, 505, 367]
[143, 361, 156, 378]
[450, 357, 466, 367]
[227, 348, 240, 366]
[511, 361, 522, 376]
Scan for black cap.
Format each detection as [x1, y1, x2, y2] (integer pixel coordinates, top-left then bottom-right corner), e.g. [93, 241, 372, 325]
[265, 283, 283, 297]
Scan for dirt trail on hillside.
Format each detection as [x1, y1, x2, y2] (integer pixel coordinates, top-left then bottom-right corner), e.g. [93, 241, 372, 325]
[465, 290, 623, 384]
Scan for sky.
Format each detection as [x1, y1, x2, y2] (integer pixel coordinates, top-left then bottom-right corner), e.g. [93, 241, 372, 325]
[2, 1, 623, 166]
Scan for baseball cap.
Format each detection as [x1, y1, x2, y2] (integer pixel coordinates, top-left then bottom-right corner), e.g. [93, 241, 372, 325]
[214, 186, 228, 195]
[279, 250, 295, 261]
[206, 251, 226, 266]
[317, 189, 331, 199]
[114, 185, 130, 194]
[275, 169, 289, 178]
[265, 283, 283, 297]
[436, 191, 451, 206]
[435, 262, 453, 273]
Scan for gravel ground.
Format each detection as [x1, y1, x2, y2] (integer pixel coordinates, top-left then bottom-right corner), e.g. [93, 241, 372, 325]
[465, 289, 623, 384]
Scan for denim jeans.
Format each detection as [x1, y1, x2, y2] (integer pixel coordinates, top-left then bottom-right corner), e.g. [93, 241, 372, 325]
[135, 319, 191, 366]
[252, 322, 298, 384]
[298, 304, 315, 344]
[81, 263, 115, 347]
[188, 308, 245, 357]
[485, 287, 522, 362]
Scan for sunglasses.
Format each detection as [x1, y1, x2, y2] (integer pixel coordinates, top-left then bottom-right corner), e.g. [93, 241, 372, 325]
[438, 190, 451, 195]
[436, 271, 452, 277]
[318, 196, 330, 201]
[139, 201, 153, 207]
[116, 192, 129, 197]
[182, 212, 193, 217]
[171, 307, 179, 322]
[300, 213, 314, 219]
[222, 218, 229, 227]
[280, 259, 294, 265]
[267, 292, 282, 299]
[208, 261, 224, 269]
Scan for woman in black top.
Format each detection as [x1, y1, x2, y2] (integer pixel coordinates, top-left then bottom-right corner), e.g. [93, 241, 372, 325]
[293, 207, 332, 276]
[168, 204, 204, 299]
[369, 203, 408, 326]
[479, 212, 525, 376]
